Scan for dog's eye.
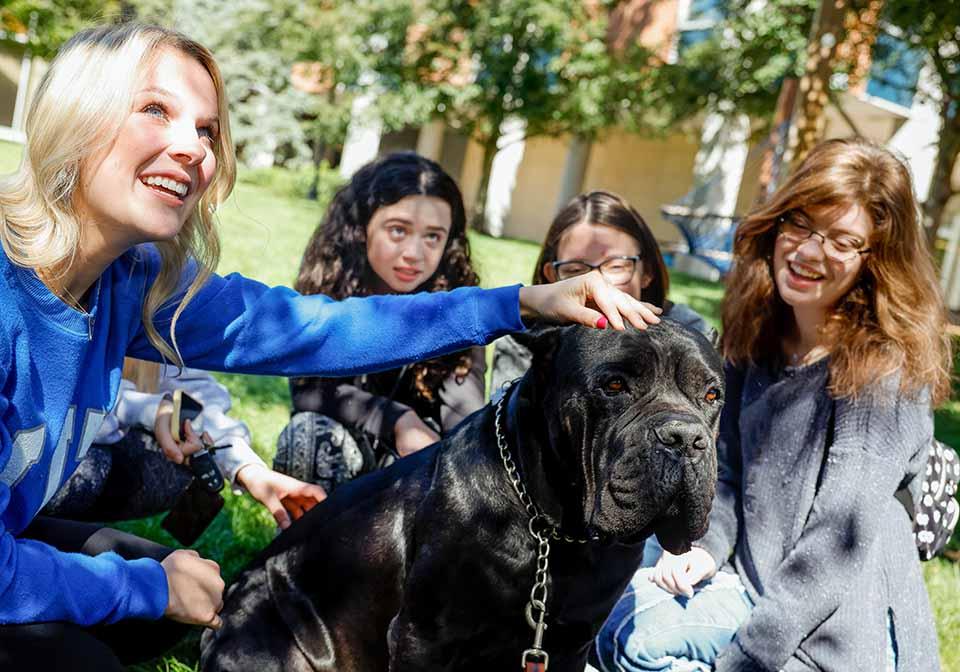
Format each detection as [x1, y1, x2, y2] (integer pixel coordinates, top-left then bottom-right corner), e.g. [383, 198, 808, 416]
[603, 377, 627, 395]
[704, 387, 721, 404]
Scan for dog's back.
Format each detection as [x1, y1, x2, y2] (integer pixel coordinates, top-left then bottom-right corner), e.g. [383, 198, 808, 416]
[201, 444, 442, 672]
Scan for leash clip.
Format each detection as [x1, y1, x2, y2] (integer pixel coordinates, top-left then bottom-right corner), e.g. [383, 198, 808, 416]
[522, 648, 548, 671]
[522, 598, 549, 670]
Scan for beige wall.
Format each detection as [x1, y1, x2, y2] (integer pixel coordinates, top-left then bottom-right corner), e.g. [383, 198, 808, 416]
[734, 139, 765, 216]
[457, 129, 702, 245]
[502, 135, 569, 241]
[581, 130, 700, 244]
[458, 136, 485, 215]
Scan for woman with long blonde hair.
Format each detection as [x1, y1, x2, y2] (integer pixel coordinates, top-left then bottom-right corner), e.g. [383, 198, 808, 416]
[594, 138, 949, 672]
[0, 23, 659, 670]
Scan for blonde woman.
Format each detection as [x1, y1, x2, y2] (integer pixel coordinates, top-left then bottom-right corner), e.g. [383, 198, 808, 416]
[0, 23, 659, 670]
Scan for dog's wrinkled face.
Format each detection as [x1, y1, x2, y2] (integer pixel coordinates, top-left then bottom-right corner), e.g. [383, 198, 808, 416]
[525, 321, 723, 554]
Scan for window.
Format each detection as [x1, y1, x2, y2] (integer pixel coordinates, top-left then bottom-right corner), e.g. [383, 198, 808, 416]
[866, 32, 923, 109]
[676, 0, 727, 58]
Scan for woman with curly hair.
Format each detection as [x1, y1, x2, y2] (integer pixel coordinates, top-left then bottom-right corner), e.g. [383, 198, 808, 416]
[275, 152, 487, 492]
[592, 138, 950, 672]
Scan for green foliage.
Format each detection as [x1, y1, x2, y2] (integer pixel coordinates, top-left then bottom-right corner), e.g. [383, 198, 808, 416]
[237, 163, 342, 203]
[291, 1, 430, 148]
[884, 0, 960, 103]
[389, 0, 661, 144]
[656, 0, 816, 131]
[1, 0, 122, 58]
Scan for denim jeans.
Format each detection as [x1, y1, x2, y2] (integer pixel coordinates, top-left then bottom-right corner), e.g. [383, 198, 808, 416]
[590, 538, 898, 672]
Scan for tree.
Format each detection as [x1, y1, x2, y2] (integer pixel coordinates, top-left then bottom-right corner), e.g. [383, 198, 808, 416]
[286, 1, 429, 195]
[1, 0, 122, 58]
[784, 0, 883, 171]
[657, 0, 817, 129]
[380, 0, 661, 232]
[884, 0, 960, 247]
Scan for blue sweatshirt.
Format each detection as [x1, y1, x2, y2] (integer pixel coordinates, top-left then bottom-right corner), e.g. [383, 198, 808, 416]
[0, 244, 524, 626]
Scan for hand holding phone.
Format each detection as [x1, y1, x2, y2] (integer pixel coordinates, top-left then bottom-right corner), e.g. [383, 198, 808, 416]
[171, 389, 204, 442]
[156, 391, 202, 465]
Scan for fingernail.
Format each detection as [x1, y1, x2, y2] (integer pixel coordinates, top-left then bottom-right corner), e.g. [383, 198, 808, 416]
[596, 316, 608, 330]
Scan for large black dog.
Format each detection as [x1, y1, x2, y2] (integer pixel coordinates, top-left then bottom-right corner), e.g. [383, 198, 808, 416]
[201, 321, 723, 672]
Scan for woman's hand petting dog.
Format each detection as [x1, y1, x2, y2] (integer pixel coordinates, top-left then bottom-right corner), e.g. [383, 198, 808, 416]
[650, 547, 719, 598]
[519, 270, 661, 331]
[162, 549, 225, 629]
[236, 464, 327, 530]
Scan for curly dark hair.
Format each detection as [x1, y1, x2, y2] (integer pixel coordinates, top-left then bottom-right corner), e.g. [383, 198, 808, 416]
[295, 152, 479, 402]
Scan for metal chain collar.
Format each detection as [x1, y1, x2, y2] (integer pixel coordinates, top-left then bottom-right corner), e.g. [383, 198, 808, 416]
[494, 386, 586, 670]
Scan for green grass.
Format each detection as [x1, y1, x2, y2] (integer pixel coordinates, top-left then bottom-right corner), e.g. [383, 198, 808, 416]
[1, 140, 958, 668]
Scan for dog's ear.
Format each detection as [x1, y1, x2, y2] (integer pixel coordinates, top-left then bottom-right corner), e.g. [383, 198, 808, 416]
[511, 323, 566, 358]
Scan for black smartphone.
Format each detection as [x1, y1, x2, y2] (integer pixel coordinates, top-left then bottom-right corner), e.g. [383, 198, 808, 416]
[161, 479, 225, 546]
[171, 389, 204, 442]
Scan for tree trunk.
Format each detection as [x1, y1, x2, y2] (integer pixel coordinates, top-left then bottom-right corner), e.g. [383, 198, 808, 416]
[471, 133, 500, 233]
[307, 139, 326, 201]
[756, 78, 799, 203]
[786, 0, 850, 172]
[924, 99, 960, 249]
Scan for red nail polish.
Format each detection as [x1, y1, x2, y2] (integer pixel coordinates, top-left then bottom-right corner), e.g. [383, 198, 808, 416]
[596, 316, 608, 330]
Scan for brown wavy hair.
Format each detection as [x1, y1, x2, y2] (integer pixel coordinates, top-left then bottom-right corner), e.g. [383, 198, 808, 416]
[721, 138, 951, 402]
[532, 190, 670, 308]
[295, 152, 478, 401]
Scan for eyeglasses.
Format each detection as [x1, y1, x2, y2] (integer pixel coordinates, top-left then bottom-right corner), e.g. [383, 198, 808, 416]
[777, 212, 870, 263]
[551, 255, 641, 283]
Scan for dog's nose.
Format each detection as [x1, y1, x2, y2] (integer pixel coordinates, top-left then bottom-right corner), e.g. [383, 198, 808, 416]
[654, 420, 709, 455]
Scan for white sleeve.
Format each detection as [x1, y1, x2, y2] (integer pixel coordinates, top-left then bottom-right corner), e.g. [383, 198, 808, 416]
[157, 366, 233, 411]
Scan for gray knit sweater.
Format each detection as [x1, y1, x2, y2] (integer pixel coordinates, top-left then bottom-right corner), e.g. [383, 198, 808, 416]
[699, 360, 940, 672]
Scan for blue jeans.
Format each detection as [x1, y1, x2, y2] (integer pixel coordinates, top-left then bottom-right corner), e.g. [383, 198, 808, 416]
[591, 539, 898, 672]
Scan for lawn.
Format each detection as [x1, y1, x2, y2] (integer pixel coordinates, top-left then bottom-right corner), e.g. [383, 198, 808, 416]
[0, 140, 957, 669]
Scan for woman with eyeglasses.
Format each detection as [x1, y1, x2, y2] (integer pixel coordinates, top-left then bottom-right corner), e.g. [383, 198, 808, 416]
[489, 190, 713, 396]
[591, 138, 948, 672]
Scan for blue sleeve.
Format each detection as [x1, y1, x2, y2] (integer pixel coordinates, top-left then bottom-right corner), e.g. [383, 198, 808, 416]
[0, 387, 167, 624]
[126, 254, 525, 376]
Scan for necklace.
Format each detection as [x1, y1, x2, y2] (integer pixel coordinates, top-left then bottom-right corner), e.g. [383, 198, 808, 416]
[59, 284, 88, 314]
[38, 269, 88, 314]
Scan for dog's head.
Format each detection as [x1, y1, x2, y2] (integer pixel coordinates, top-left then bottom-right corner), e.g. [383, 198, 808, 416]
[513, 320, 723, 554]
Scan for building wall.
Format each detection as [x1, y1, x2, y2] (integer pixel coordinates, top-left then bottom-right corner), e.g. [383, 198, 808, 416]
[458, 137, 486, 216]
[501, 135, 569, 241]
[733, 138, 765, 216]
[581, 130, 700, 244]
[0, 43, 23, 129]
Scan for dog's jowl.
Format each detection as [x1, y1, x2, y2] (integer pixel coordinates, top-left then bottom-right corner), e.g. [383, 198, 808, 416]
[201, 321, 723, 672]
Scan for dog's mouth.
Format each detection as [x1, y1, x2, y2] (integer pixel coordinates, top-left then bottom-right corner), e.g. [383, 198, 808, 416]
[589, 443, 716, 550]
[651, 496, 709, 555]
